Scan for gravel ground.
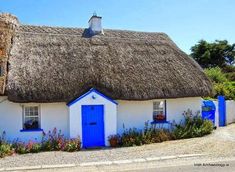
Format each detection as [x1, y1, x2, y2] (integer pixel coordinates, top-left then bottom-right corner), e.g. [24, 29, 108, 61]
[1, 124, 235, 168]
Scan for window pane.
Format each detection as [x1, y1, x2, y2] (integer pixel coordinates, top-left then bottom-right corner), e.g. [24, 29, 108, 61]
[153, 101, 165, 121]
[24, 106, 39, 130]
[159, 101, 164, 108]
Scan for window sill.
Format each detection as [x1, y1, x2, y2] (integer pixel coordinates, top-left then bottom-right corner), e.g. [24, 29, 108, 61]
[151, 121, 170, 124]
[20, 129, 43, 132]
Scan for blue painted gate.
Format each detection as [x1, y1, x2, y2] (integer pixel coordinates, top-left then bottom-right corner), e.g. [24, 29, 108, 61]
[218, 95, 226, 126]
[82, 105, 105, 148]
[202, 100, 216, 126]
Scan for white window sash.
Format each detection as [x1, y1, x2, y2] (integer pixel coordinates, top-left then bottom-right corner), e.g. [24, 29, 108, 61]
[22, 105, 41, 129]
[153, 100, 166, 121]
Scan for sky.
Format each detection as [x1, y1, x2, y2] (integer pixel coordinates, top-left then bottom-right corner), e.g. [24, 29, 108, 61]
[1, 0, 234, 53]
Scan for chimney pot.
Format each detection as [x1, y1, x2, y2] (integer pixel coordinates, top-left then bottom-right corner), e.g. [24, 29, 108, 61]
[88, 13, 103, 35]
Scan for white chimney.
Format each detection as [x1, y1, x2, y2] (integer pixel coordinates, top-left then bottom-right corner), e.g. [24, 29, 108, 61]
[88, 13, 103, 35]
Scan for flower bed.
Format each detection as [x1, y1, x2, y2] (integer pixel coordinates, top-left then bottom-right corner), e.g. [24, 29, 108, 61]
[0, 128, 81, 158]
[0, 109, 214, 158]
[108, 109, 214, 147]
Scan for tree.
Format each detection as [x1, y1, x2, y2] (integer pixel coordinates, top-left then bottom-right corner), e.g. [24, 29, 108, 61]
[204, 67, 227, 83]
[190, 40, 235, 68]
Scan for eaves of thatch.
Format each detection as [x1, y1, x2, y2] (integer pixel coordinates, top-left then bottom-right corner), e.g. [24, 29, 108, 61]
[6, 25, 212, 103]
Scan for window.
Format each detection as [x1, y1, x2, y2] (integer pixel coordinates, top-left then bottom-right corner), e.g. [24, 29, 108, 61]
[23, 106, 40, 130]
[153, 101, 166, 122]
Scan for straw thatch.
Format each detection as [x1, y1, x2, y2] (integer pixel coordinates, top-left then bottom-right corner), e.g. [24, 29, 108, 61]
[0, 13, 19, 95]
[6, 25, 212, 103]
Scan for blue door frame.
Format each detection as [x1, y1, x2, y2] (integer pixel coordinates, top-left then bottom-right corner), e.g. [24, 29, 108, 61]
[82, 105, 105, 148]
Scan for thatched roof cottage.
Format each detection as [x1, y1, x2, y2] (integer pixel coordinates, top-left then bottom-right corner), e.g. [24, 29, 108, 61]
[0, 13, 212, 147]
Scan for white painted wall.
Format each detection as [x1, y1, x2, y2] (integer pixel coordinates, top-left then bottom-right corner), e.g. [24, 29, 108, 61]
[0, 96, 69, 142]
[213, 101, 219, 127]
[213, 100, 235, 126]
[117, 100, 152, 134]
[117, 97, 202, 134]
[166, 97, 202, 124]
[69, 91, 117, 146]
[1, 95, 202, 144]
[226, 100, 235, 124]
[40, 103, 69, 137]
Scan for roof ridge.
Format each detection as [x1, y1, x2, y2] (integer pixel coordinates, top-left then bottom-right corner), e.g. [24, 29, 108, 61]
[16, 25, 170, 42]
[18, 24, 166, 35]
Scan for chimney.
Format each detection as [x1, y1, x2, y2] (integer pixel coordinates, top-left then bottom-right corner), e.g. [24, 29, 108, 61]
[88, 13, 103, 35]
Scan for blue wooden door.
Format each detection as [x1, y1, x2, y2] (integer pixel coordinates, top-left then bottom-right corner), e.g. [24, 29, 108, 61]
[82, 105, 105, 148]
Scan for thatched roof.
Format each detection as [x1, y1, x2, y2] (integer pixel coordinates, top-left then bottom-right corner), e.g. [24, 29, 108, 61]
[6, 25, 212, 103]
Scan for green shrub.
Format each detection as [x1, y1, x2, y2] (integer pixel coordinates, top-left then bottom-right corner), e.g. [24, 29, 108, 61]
[121, 128, 143, 147]
[204, 67, 235, 100]
[204, 67, 228, 83]
[225, 72, 235, 81]
[0, 131, 14, 158]
[173, 109, 213, 139]
[27, 141, 41, 153]
[0, 143, 13, 158]
[120, 122, 174, 147]
[222, 65, 235, 73]
[214, 82, 235, 100]
[0, 129, 82, 157]
[157, 130, 174, 142]
[41, 128, 64, 151]
[63, 138, 81, 152]
[41, 128, 81, 152]
[12, 142, 28, 154]
[201, 120, 214, 135]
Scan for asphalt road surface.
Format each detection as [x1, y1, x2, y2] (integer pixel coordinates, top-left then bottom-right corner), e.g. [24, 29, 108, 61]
[126, 160, 235, 172]
[17, 158, 235, 172]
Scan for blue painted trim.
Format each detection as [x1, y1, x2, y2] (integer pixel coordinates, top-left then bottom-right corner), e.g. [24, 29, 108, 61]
[151, 120, 170, 124]
[20, 128, 43, 132]
[67, 88, 118, 106]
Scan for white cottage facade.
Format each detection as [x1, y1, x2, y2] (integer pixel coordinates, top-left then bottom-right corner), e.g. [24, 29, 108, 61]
[0, 89, 202, 147]
[0, 13, 212, 147]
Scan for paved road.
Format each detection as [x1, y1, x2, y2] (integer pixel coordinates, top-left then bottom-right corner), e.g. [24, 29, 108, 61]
[126, 160, 235, 172]
[18, 158, 235, 172]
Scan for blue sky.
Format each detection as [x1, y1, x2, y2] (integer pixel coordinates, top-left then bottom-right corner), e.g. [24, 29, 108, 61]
[1, 0, 234, 53]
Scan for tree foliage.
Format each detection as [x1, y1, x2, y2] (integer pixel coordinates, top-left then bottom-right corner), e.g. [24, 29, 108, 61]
[204, 67, 235, 100]
[204, 67, 227, 83]
[191, 40, 235, 68]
